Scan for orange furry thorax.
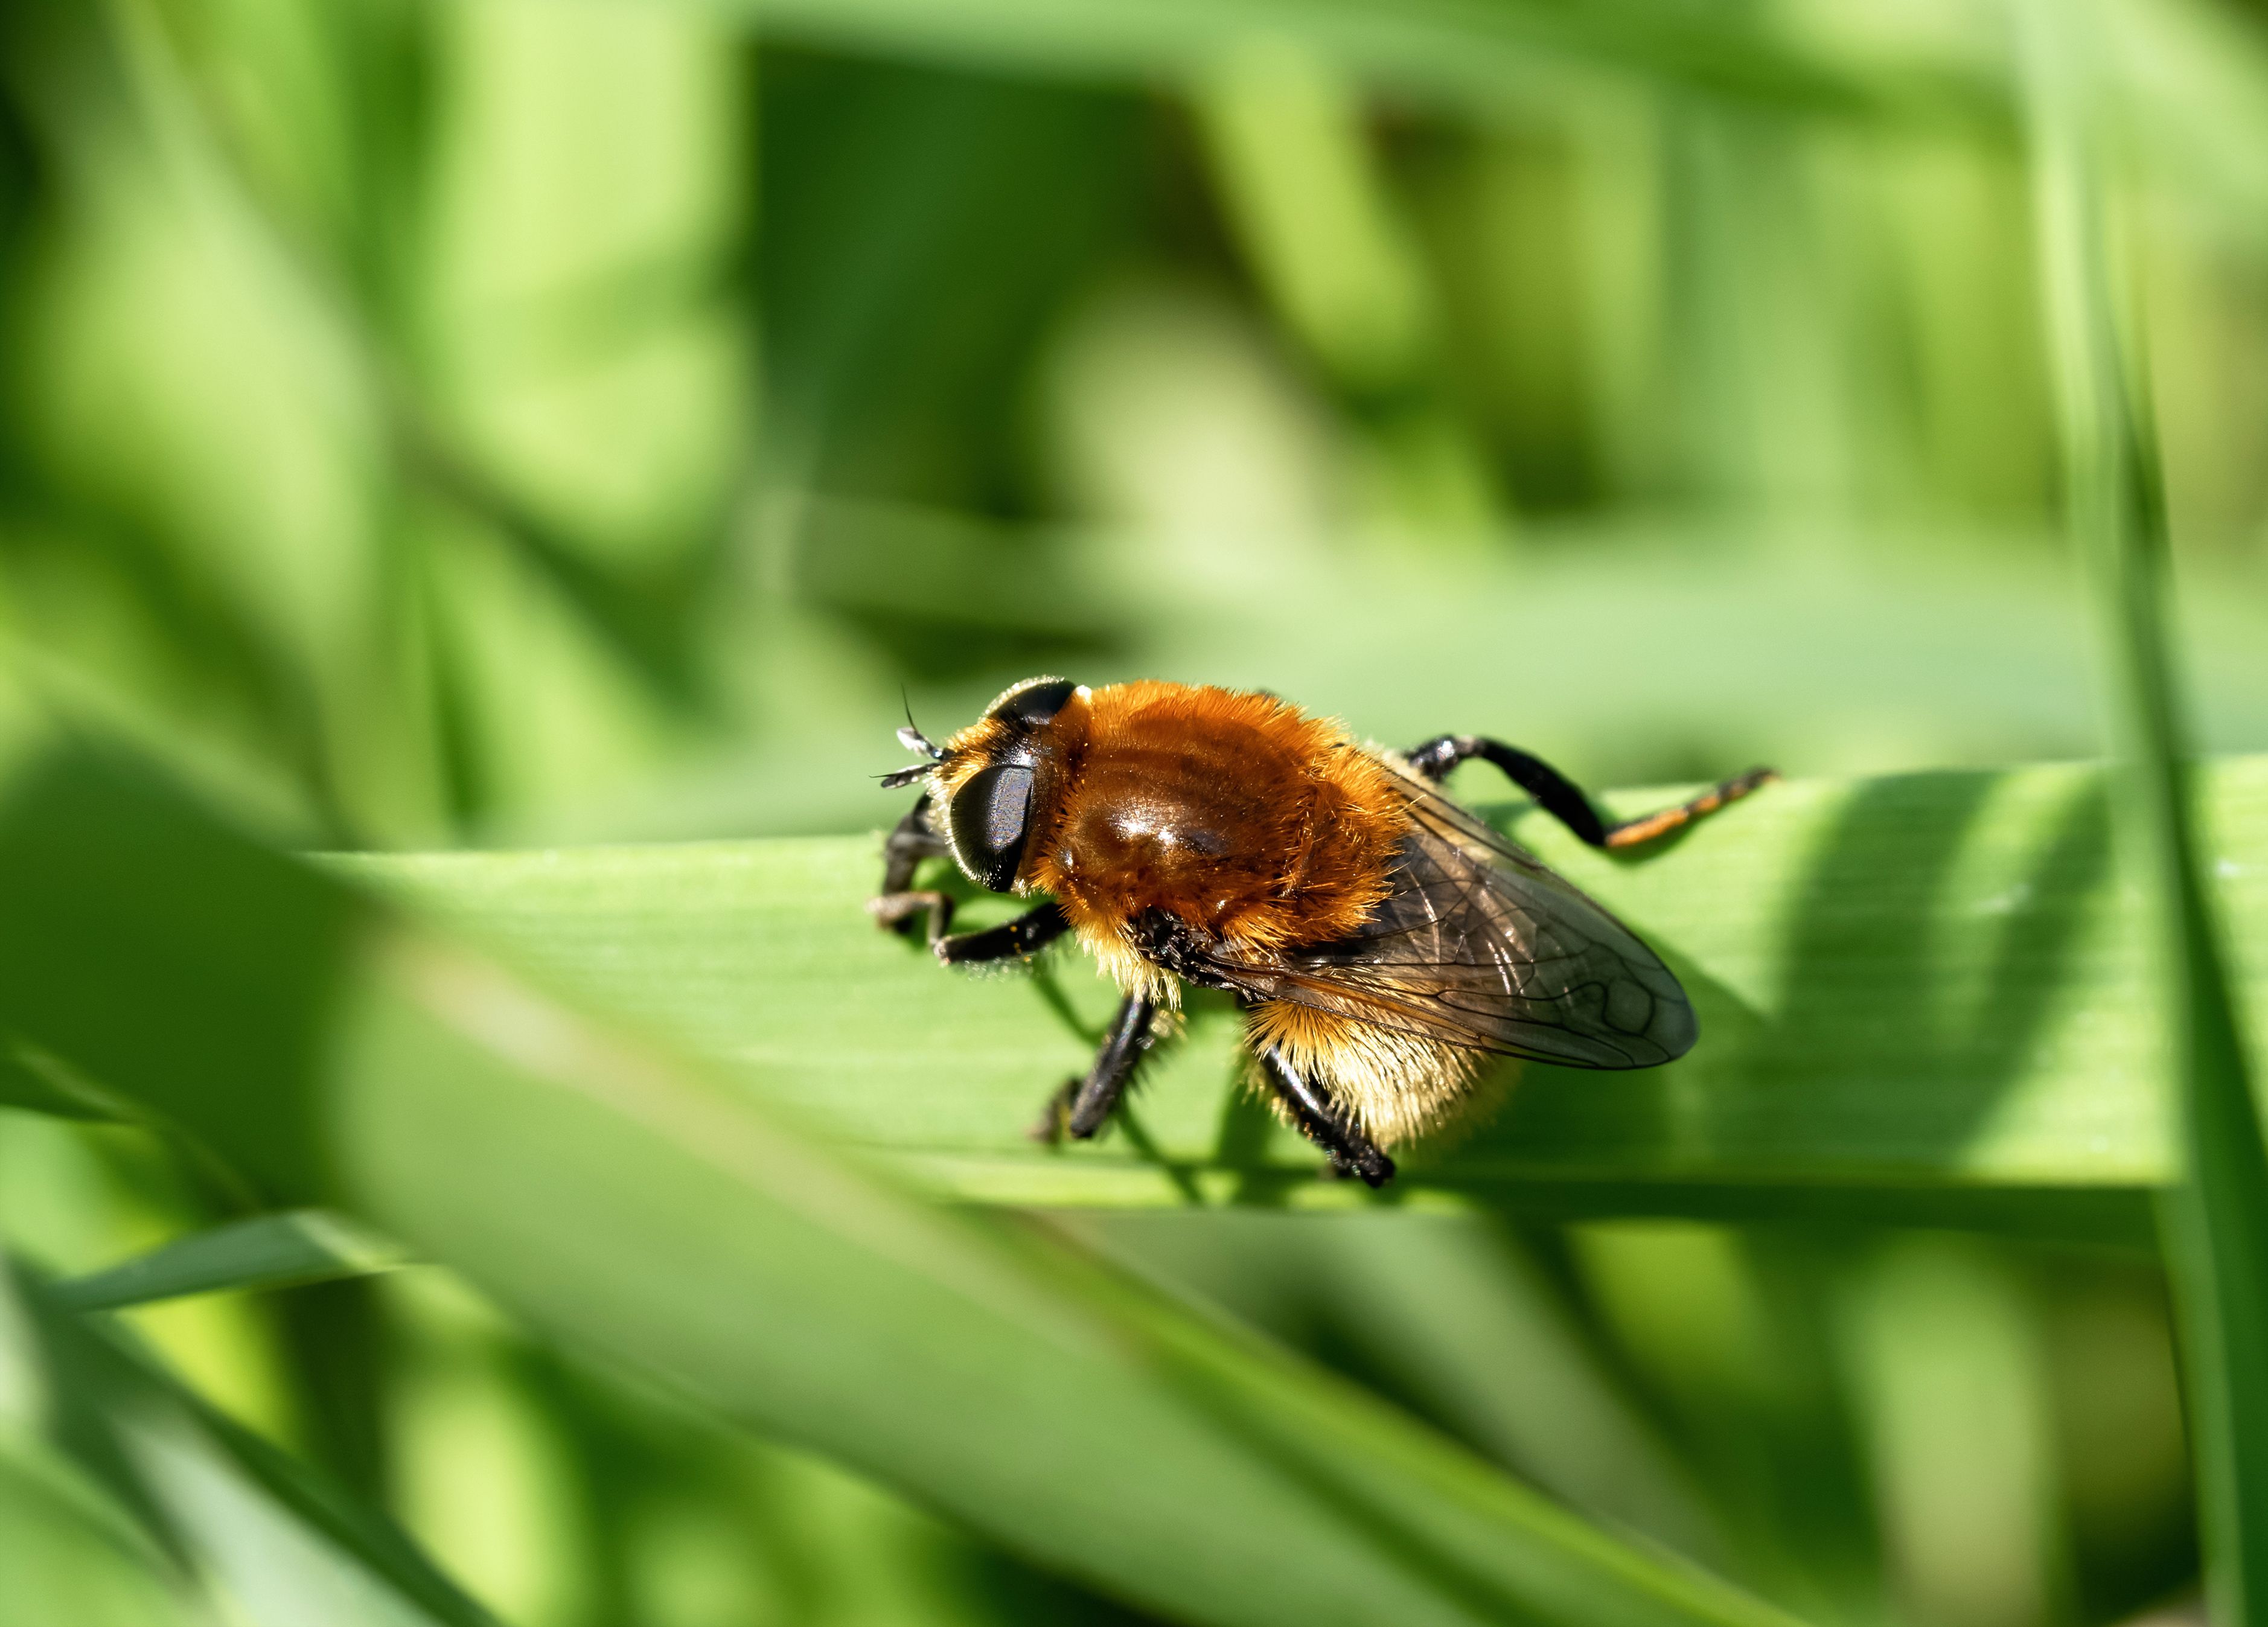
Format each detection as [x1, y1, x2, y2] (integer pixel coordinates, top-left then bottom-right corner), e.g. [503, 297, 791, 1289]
[1003, 682, 1407, 980]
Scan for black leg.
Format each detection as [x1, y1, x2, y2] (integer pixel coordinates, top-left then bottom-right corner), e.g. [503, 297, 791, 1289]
[1405, 735, 1774, 851]
[870, 893, 1070, 968]
[872, 794, 954, 942]
[867, 887, 955, 946]
[1255, 1049, 1394, 1188]
[1032, 993, 1157, 1143]
[938, 902, 1070, 965]
[877, 794, 950, 912]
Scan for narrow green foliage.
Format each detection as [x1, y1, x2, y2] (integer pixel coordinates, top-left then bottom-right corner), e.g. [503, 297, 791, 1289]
[2020, 2, 2268, 1617]
[0, 1257, 503, 1627]
[53, 1213, 406, 1313]
[334, 756, 2268, 1232]
[739, 0, 1998, 126]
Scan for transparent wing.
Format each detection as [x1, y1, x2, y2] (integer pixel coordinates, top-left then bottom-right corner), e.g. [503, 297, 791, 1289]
[1187, 777, 1698, 1069]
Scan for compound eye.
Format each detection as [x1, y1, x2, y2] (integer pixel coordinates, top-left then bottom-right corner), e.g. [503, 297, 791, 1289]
[988, 679, 1078, 731]
[948, 762, 1035, 892]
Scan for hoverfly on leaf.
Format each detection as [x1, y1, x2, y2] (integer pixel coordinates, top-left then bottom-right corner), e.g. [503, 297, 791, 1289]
[872, 679, 1771, 1187]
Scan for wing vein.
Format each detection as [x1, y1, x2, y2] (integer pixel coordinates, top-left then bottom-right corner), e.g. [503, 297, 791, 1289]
[1177, 767, 1697, 1069]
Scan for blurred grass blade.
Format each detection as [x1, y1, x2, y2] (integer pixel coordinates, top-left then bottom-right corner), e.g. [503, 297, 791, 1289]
[0, 741, 1799, 1627]
[1191, 39, 1433, 393]
[53, 1213, 407, 1314]
[0, 1041, 127, 1122]
[1838, 1238, 2068, 1627]
[1302, 1218, 1722, 1556]
[0, 1437, 199, 1627]
[730, 0, 2001, 124]
[697, 0, 2268, 249]
[2, 1256, 502, 1627]
[1075, 1210, 1724, 1560]
[2020, 2, 2268, 1619]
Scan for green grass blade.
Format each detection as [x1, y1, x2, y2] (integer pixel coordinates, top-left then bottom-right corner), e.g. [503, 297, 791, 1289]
[2020, 1, 2268, 1617]
[321, 755, 2268, 1230]
[1077, 1210, 1726, 1561]
[2, 1258, 503, 1627]
[0, 1447, 201, 1627]
[53, 1214, 407, 1314]
[0, 743, 1800, 1627]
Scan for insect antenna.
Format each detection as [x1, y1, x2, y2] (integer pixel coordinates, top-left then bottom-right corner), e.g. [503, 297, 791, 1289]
[878, 691, 945, 788]
[896, 690, 945, 762]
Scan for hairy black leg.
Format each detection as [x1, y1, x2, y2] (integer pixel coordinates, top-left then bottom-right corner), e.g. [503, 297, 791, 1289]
[867, 888, 954, 946]
[879, 794, 950, 899]
[939, 902, 1070, 965]
[872, 796, 954, 942]
[1255, 1049, 1394, 1188]
[1405, 735, 1609, 842]
[1032, 993, 1157, 1143]
[872, 793, 966, 946]
[871, 894, 1070, 969]
[1405, 735, 1774, 851]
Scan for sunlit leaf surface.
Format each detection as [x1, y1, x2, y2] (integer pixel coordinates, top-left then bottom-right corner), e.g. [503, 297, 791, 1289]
[333, 758, 2268, 1235]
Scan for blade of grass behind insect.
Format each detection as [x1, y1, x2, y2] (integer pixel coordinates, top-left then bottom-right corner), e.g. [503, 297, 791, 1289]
[662, 0, 2268, 255]
[736, 0, 1998, 129]
[2019, 2, 2268, 1619]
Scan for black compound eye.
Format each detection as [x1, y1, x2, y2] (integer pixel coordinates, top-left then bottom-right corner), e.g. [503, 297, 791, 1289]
[988, 679, 1078, 731]
[948, 763, 1035, 892]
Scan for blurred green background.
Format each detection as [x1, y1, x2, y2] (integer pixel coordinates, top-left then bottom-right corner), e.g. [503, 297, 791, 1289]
[3, 0, 2266, 1619]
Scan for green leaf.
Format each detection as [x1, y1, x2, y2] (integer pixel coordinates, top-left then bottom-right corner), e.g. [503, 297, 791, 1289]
[53, 1213, 407, 1314]
[1, 1256, 503, 1627]
[2020, 1, 2268, 1618]
[328, 754, 2268, 1234]
[0, 744, 1798, 1627]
